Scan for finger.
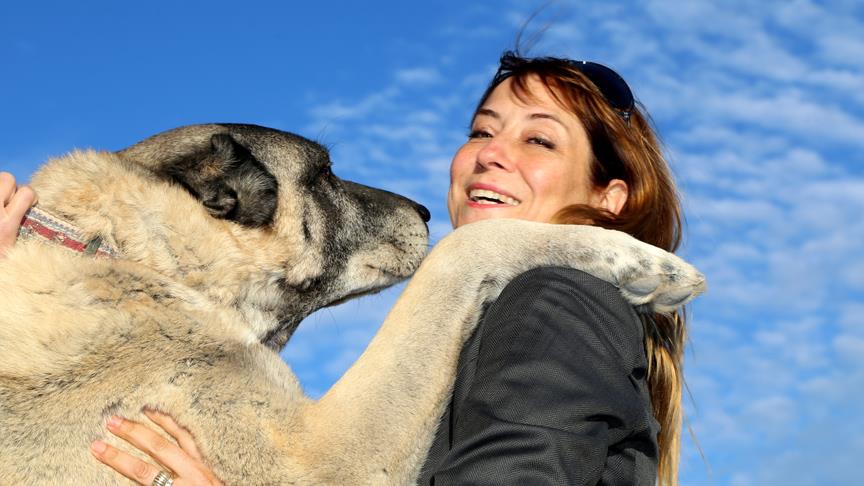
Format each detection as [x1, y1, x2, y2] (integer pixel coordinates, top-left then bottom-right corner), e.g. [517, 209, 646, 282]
[5, 185, 37, 221]
[90, 439, 167, 486]
[144, 409, 204, 461]
[107, 415, 201, 480]
[0, 183, 32, 257]
[0, 172, 16, 207]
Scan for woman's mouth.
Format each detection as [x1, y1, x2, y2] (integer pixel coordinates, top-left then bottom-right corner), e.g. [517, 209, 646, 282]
[468, 188, 520, 206]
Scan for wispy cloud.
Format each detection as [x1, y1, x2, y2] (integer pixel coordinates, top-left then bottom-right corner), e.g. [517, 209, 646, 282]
[307, 86, 402, 121]
[395, 67, 443, 85]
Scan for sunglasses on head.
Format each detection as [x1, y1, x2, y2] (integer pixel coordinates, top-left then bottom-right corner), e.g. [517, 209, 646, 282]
[493, 52, 635, 122]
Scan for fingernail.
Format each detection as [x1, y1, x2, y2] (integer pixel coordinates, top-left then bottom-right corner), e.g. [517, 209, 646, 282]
[107, 415, 123, 429]
[91, 440, 107, 454]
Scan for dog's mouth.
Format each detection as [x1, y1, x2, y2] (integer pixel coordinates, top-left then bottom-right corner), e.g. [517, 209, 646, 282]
[323, 285, 386, 309]
[323, 268, 403, 308]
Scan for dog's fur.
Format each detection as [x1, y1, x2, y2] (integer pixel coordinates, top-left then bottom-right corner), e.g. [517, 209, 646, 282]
[0, 124, 705, 484]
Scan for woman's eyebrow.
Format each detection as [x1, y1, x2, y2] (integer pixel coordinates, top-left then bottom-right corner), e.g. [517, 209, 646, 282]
[474, 108, 566, 128]
[530, 112, 565, 127]
[475, 108, 499, 119]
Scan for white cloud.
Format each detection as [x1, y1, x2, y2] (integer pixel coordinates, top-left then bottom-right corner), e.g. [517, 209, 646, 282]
[395, 67, 442, 85]
[308, 86, 401, 121]
[834, 334, 864, 362]
[839, 303, 864, 329]
[702, 90, 864, 146]
[819, 33, 864, 68]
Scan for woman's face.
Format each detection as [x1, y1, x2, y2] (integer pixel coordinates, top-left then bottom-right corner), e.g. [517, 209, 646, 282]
[447, 76, 600, 228]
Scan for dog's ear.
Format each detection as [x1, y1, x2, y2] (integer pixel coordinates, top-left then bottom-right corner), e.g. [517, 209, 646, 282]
[159, 133, 279, 227]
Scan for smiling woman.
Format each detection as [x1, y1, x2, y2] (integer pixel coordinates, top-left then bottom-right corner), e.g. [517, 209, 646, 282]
[422, 51, 689, 486]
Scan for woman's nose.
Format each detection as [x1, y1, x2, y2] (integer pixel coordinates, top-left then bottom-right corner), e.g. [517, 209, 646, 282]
[475, 136, 515, 171]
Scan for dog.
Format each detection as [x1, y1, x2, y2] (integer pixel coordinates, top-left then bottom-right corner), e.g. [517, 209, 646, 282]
[0, 124, 705, 484]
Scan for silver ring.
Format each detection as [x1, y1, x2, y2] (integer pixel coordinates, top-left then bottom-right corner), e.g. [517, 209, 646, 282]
[152, 470, 173, 486]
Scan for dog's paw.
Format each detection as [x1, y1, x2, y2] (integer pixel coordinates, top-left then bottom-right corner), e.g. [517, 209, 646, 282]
[437, 219, 706, 313]
[598, 234, 706, 313]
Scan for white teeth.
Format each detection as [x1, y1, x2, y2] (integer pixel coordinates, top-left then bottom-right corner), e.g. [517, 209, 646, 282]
[469, 189, 520, 206]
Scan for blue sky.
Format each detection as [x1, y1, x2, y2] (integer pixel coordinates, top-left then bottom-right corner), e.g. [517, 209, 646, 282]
[3, 1, 863, 484]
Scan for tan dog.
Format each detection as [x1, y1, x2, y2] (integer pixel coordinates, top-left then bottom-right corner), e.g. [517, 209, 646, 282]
[0, 124, 705, 484]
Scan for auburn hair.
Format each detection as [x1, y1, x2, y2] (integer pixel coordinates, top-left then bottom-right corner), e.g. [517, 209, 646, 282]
[474, 52, 688, 485]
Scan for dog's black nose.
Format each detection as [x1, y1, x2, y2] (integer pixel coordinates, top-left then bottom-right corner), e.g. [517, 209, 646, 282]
[415, 203, 431, 223]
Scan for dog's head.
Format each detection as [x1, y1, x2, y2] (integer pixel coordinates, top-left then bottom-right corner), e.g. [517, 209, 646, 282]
[118, 124, 430, 348]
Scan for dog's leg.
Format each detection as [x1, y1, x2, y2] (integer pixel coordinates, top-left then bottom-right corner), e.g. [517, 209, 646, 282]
[294, 219, 705, 484]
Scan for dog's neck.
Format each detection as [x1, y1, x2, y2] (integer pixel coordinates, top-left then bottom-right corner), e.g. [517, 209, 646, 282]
[18, 206, 119, 258]
[26, 150, 314, 346]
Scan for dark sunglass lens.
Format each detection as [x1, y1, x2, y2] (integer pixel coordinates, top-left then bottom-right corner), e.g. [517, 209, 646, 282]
[577, 62, 634, 112]
[492, 54, 634, 120]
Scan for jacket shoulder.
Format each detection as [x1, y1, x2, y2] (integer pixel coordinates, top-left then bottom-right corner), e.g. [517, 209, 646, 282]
[482, 266, 644, 370]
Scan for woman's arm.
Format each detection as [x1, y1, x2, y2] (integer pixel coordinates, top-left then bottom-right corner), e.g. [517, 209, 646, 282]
[0, 172, 36, 257]
[425, 266, 658, 486]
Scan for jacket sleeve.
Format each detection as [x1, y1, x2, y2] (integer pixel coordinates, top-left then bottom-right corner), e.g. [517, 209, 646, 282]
[426, 266, 655, 486]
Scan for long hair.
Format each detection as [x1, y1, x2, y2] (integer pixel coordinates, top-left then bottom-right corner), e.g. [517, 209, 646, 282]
[474, 52, 688, 485]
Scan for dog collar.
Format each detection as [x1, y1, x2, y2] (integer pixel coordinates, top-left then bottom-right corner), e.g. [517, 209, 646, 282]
[18, 206, 118, 258]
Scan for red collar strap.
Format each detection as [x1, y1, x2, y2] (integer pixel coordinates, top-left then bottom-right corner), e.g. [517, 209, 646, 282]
[19, 206, 118, 258]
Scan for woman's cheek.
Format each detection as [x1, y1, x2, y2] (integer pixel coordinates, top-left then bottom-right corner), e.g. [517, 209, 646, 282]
[446, 187, 459, 227]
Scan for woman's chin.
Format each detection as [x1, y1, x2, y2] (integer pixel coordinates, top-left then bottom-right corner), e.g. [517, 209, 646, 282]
[454, 207, 523, 228]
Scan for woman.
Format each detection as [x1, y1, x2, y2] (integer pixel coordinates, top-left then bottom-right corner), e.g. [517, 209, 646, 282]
[1, 51, 689, 485]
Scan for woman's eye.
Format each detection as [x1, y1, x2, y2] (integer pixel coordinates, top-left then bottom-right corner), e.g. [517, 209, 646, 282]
[467, 129, 492, 139]
[527, 136, 556, 149]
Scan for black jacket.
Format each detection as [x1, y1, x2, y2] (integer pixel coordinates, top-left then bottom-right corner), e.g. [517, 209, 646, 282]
[418, 267, 659, 485]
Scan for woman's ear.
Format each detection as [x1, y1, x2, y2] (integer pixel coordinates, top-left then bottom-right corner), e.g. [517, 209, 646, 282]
[594, 179, 628, 215]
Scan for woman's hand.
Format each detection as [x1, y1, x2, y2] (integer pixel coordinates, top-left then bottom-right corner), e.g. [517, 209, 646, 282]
[90, 409, 223, 486]
[0, 172, 37, 257]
